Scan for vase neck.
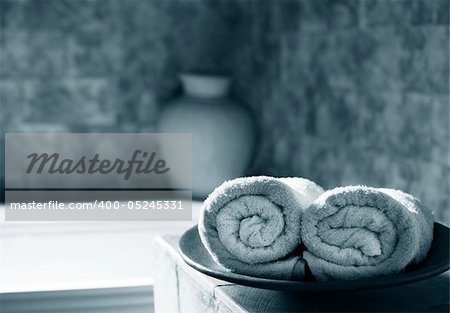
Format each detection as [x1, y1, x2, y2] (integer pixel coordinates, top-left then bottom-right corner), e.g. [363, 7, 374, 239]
[180, 74, 231, 99]
[184, 90, 228, 98]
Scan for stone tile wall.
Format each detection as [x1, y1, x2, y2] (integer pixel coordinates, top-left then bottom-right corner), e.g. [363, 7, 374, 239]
[0, 0, 449, 223]
[233, 0, 449, 223]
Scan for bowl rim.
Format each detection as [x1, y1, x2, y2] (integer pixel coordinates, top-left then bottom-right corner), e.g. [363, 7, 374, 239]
[178, 222, 450, 292]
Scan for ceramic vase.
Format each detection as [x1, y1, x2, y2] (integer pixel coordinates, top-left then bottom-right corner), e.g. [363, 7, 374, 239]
[158, 73, 256, 198]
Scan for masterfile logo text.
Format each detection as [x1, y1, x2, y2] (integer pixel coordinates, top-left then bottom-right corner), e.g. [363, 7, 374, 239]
[5, 133, 192, 221]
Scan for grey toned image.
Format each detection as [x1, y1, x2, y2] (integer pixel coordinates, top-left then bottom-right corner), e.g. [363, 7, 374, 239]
[0, 0, 449, 313]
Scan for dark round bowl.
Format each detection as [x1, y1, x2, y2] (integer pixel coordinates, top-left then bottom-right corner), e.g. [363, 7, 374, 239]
[178, 223, 449, 292]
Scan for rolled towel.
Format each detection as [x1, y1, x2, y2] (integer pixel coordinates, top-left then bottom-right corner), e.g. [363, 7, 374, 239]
[301, 186, 434, 281]
[199, 176, 324, 280]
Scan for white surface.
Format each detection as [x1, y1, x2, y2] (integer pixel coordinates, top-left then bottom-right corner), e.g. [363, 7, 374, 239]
[0, 286, 154, 313]
[0, 201, 201, 294]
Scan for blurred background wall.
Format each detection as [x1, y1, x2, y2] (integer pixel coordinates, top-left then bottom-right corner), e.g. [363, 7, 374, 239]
[0, 0, 448, 223]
